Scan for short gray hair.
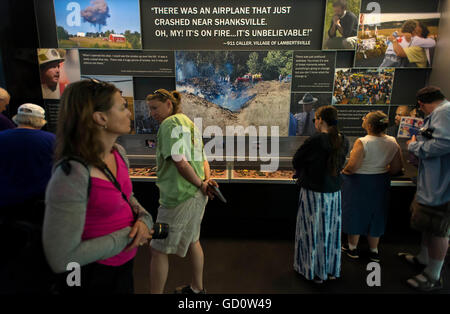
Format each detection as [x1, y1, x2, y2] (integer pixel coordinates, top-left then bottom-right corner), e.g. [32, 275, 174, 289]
[12, 114, 47, 129]
[0, 87, 10, 102]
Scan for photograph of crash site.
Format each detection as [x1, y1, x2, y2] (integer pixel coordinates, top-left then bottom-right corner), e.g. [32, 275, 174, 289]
[333, 68, 395, 105]
[54, 0, 142, 49]
[175, 51, 293, 136]
[354, 13, 440, 68]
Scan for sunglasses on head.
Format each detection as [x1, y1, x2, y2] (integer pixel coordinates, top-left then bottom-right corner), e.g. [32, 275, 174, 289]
[88, 78, 111, 94]
[153, 89, 170, 98]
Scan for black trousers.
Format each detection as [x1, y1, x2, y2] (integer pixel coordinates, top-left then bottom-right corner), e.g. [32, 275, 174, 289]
[57, 259, 135, 294]
[0, 199, 56, 294]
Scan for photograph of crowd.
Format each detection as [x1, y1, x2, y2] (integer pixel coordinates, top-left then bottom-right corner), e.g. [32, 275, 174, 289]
[355, 13, 440, 68]
[333, 68, 395, 105]
[322, 0, 362, 50]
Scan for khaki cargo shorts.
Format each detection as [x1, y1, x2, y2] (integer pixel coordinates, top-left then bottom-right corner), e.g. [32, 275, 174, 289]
[151, 190, 208, 257]
[410, 198, 450, 238]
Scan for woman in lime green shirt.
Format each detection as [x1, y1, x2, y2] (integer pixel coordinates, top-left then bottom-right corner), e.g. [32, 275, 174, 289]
[146, 89, 218, 294]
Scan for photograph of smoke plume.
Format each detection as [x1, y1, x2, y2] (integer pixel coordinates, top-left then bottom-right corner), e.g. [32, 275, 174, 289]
[355, 13, 440, 68]
[333, 68, 395, 105]
[175, 51, 293, 136]
[54, 0, 142, 49]
[80, 75, 136, 133]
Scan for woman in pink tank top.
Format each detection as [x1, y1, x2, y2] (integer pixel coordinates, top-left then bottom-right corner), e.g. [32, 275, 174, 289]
[43, 80, 154, 294]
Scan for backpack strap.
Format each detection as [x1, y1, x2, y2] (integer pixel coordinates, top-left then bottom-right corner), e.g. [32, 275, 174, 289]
[55, 156, 91, 197]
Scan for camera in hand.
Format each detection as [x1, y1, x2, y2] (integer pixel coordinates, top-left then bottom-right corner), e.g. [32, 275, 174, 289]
[152, 223, 169, 239]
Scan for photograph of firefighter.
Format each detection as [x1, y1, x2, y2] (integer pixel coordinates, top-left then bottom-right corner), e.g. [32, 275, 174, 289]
[38, 49, 65, 100]
[322, 0, 362, 50]
[175, 51, 293, 136]
[54, 0, 142, 49]
[354, 13, 440, 68]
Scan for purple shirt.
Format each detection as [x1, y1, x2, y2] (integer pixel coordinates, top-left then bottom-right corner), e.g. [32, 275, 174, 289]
[0, 113, 15, 131]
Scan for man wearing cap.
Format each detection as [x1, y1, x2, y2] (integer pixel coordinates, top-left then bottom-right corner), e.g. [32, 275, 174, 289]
[0, 103, 56, 293]
[294, 93, 318, 136]
[398, 86, 450, 292]
[0, 87, 15, 131]
[0, 103, 55, 222]
[38, 49, 65, 99]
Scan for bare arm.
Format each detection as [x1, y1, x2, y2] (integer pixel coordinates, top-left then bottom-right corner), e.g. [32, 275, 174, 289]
[328, 15, 340, 37]
[173, 157, 204, 188]
[203, 159, 211, 181]
[388, 144, 404, 175]
[342, 139, 365, 175]
[392, 39, 407, 58]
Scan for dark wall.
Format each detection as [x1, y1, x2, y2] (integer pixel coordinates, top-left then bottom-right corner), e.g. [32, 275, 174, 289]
[133, 182, 417, 241]
[0, 0, 42, 118]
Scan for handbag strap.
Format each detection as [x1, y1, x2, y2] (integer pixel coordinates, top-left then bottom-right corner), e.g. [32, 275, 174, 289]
[100, 163, 138, 222]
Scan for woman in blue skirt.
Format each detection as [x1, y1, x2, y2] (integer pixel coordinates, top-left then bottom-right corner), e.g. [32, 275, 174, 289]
[293, 105, 349, 283]
[342, 111, 404, 262]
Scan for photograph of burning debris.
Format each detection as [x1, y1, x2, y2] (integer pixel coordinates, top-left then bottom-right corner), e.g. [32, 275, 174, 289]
[54, 0, 142, 49]
[333, 68, 395, 105]
[176, 51, 293, 136]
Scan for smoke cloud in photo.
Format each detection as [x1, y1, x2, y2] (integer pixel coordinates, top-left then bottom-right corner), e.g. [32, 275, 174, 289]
[81, 0, 111, 31]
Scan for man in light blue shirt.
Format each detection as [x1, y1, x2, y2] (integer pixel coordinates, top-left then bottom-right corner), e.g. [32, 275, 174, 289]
[401, 86, 450, 292]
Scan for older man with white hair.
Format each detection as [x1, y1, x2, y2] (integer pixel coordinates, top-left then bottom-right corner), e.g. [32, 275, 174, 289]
[0, 103, 55, 221]
[0, 103, 56, 293]
[0, 87, 15, 131]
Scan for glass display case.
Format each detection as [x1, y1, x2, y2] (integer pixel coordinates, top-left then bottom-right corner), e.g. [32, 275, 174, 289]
[230, 159, 295, 184]
[127, 160, 229, 182]
[119, 135, 416, 186]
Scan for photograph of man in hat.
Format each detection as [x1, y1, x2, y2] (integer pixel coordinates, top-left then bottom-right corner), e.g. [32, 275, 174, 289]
[294, 93, 318, 136]
[38, 49, 65, 99]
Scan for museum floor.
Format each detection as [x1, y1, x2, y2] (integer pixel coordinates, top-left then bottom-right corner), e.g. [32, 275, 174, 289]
[133, 235, 450, 294]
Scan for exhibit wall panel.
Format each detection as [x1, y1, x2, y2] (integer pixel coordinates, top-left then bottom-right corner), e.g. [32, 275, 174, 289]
[29, 0, 443, 139]
[430, 0, 450, 95]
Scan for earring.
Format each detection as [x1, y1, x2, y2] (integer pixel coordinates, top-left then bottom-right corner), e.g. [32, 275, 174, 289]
[103, 124, 107, 129]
